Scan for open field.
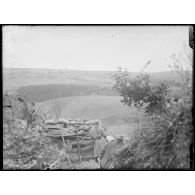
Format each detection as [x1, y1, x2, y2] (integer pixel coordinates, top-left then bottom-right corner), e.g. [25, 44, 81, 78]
[3, 68, 114, 91]
[4, 67, 184, 138]
[36, 95, 146, 137]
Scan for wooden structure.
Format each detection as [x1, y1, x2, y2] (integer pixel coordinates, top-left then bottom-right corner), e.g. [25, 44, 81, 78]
[44, 119, 101, 165]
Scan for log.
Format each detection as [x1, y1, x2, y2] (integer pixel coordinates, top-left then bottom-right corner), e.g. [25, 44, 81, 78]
[70, 144, 94, 153]
[59, 128, 73, 168]
[71, 139, 94, 148]
[45, 119, 58, 125]
[58, 118, 69, 124]
[69, 121, 86, 125]
[47, 133, 87, 139]
[85, 119, 100, 125]
[76, 128, 82, 163]
[44, 124, 63, 129]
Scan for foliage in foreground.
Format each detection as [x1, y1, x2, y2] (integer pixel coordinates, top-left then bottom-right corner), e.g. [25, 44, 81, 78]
[115, 98, 193, 169]
[113, 54, 193, 169]
[3, 94, 69, 169]
[3, 94, 99, 170]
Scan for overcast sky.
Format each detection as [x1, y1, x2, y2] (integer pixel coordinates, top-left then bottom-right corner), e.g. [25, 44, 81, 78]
[3, 25, 189, 72]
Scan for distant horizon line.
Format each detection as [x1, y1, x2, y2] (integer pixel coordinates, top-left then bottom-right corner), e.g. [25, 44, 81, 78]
[3, 66, 177, 73]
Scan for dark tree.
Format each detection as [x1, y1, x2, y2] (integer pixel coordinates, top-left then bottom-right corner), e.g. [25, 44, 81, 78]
[113, 67, 169, 114]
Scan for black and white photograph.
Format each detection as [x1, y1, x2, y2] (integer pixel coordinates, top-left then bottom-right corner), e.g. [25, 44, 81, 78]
[2, 25, 194, 170]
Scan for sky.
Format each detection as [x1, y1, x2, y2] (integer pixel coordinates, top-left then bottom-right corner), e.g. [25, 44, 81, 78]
[3, 25, 190, 72]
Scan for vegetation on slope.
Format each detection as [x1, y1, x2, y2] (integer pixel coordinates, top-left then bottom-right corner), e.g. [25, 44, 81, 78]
[112, 49, 193, 169]
[17, 84, 116, 102]
[3, 94, 72, 169]
[36, 95, 140, 127]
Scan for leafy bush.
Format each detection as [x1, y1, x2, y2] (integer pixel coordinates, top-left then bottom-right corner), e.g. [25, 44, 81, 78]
[113, 51, 193, 169]
[3, 121, 46, 169]
[115, 97, 193, 169]
[113, 67, 169, 114]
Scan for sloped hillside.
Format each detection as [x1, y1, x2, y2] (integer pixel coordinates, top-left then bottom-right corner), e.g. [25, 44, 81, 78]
[3, 68, 182, 91]
[36, 95, 141, 127]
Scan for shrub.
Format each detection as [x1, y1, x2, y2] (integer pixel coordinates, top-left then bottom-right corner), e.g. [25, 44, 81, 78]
[114, 91, 193, 169]
[113, 58, 193, 169]
[3, 94, 68, 169]
[3, 117, 46, 169]
[113, 67, 169, 114]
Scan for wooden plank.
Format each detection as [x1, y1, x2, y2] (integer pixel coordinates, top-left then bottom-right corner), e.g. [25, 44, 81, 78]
[75, 128, 82, 163]
[45, 124, 62, 129]
[71, 139, 94, 148]
[70, 145, 94, 153]
[47, 133, 87, 138]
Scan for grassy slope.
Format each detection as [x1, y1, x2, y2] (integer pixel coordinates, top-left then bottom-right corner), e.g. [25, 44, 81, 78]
[3, 68, 114, 91]
[3, 68, 181, 91]
[36, 95, 145, 137]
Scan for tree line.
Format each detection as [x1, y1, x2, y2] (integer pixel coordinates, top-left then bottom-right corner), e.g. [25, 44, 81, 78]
[17, 84, 117, 102]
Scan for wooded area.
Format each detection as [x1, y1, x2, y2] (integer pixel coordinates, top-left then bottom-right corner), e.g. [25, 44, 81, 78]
[17, 84, 116, 102]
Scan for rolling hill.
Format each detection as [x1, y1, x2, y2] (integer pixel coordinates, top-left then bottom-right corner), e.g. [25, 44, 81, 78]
[3, 68, 182, 91]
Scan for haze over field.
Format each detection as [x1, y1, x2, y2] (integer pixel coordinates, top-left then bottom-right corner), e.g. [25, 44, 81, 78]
[3, 26, 190, 92]
[3, 67, 182, 91]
